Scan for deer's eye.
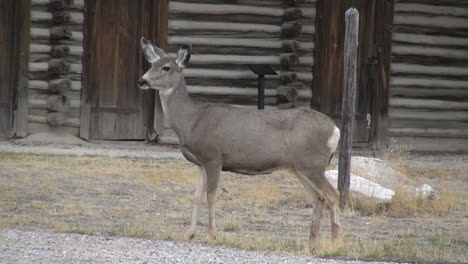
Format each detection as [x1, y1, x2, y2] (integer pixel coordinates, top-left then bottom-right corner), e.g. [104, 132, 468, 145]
[162, 66, 171, 72]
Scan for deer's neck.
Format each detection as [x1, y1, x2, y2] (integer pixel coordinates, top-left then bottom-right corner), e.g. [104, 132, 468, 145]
[159, 76, 199, 138]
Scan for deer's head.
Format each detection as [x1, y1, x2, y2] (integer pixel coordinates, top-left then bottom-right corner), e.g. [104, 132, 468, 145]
[138, 37, 191, 90]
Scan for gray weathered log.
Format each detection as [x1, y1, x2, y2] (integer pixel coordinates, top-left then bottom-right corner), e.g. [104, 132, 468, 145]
[278, 102, 295, 109]
[50, 26, 72, 39]
[47, 95, 70, 112]
[280, 72, 297, 83]
[53, 11, 71, 24]
[282, 40, 299, 52]
[51, 45, 70, 58]
[47, 112, 68, 127]
[283, 8, 302, 21]
[277, 86, 298, 103]
[49, 79, 71, 93]
[49, 0, 74, 9]
[279, 53, 299, 68]
[284, 0, 305, 6]
[338, 8, 359, 209]
[281, 21, 302, 37]
[48, 59, 70, 74]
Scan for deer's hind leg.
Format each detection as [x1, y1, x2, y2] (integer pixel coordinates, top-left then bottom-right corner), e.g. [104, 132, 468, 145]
[295, 167, 341, 243]
[293, 169, 325, 250]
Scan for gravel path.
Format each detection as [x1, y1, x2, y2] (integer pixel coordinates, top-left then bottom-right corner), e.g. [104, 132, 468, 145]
[0, 229, 405, 264]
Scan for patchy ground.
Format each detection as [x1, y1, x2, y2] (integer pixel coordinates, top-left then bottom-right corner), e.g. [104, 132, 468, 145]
[0, 139, 467, 263]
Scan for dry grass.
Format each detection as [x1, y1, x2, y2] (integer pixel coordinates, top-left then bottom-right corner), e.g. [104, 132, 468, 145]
[0, 152, 467, 262]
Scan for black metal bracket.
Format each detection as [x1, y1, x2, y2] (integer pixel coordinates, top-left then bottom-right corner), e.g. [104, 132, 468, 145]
[248, 64, 278, 110]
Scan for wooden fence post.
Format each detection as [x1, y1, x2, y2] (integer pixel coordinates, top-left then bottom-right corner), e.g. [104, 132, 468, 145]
[338, 8, 359, 209]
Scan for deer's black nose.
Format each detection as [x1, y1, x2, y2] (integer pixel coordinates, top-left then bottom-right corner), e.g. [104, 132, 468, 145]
[138, 78, 148, 87]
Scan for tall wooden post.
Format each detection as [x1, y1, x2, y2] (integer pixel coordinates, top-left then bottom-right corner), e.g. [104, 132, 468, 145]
[338, 8, 359, 209]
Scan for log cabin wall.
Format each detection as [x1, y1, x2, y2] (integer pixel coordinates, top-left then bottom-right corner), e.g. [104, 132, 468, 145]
[27, 0, 84, 135]
[167, 0, 316, 109]
[388, 0, 468, 152]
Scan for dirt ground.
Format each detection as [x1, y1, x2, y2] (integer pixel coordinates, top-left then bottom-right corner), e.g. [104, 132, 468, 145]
[0, 138, 467, 263]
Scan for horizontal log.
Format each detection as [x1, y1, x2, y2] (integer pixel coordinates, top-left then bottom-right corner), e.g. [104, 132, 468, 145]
[390, 86, 468, 98]
[49, 0, 74, 9]
[391, 77, 468, 89]
[169, 36, 314, 52]
[49, 59, 70, 74]
[169, 2, 283, 16]
[49, 79, 71, 93]
[30, 11, 84, 24]
[169, 20, 280, 33]
[28, 98, 80, 109]
[301, 7, 316, 18]
[28, 79, 81, 91]
[30, 27, 82, 41]
[280, 53, 299, 68]
[277, 86, 298, 103]
[184, 68, 277, 79]
[392, 44, 468, 59]
[169, 36, 281, 48]
[283, 8, 302, 21]
[281, 21, 302, 37]
[27, 122, 79, 136]
[47, 112, 67, 126]
[394, 14, 468, 29]
[280, 72, 297, 82]
[187, 86, 276, 96]
[30, 43, 83, 56]
[392, 32, 468, 47]
[389, 136, 468, 152]
[394, 3, 468, 17]
[389, 119, 468, 130]
[302, 25, 315, 35]
[170, 54, 278, 65]
[47, 95, 70, 112]
[389, 98, 468, 110]
[284, 0, 305, 6]
[391, 63, 468, 76]
[389, 108, 468, 121]
[387, 127, 468, 139]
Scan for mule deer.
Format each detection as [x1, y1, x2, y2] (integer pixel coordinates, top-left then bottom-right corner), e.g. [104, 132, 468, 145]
[138, 37, 341, 249]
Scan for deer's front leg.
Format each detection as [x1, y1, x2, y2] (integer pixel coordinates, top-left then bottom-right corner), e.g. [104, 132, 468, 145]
[185, 166, 207, 241]
[205, 162, 221, 240]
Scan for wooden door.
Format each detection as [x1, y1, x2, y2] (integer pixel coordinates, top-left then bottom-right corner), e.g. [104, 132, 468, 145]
[0, 0, 18, 137]
[313, 0, 393, 144]
[81, 0, 168, 140]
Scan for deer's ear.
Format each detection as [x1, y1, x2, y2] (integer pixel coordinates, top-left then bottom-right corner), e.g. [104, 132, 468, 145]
[140, 37, 159, 63]
[175, 45, 191, 68]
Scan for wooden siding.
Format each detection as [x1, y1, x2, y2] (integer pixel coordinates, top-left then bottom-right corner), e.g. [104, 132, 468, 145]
[160, 0, 316, 143]
[27, 0, 85, 136]
[389, 0, 468, 152]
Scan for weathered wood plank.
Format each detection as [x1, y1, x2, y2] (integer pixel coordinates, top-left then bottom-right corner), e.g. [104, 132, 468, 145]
[394, 14, 468, 29]
[391, 63, 468, 76]
[389, 98, 468, 110]
[169, 2, 283, 16]
[389, 108, 468, 121]
[390, 86, 468, 98]
[392, 32, 468, 46]
[169, 20, 280, 33]
[392, 44, 468, 59]
[394, 3, 468, 17]
[388, 127, 468, 138]
[390, 136, 468, 152]
[391, 77, 468, 89]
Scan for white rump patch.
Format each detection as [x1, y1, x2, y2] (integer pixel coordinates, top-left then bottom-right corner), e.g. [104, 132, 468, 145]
[327, 126, 340, 152]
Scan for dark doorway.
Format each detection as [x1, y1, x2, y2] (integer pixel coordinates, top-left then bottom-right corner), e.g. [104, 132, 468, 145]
[313, 0, 393, 144]
[0, 0, 21, 137]
[81, 0, 168, 140]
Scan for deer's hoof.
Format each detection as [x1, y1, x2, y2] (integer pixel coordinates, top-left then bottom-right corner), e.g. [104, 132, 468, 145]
[184, 232, 195, 241]
[331, 223, 340, 241]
